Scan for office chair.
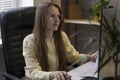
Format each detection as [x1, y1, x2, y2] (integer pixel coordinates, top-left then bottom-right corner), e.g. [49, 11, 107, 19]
[0, 6, 36, 80]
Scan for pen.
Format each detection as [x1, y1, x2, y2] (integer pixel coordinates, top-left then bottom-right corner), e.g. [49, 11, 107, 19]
[68, 57, 83, 67]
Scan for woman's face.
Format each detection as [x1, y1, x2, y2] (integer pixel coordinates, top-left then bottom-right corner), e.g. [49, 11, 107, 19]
[46, 6, 61, 31]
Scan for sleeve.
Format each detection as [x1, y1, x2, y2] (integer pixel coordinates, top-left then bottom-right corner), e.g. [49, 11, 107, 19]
[62, 32, 89, 65]
[23, 34, 51, 80]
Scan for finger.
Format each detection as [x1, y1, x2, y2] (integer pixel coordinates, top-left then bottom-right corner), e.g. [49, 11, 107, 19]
[91, 57, 96, 62]
[62, 71, 71, 80]
[53, 78, 57, 80]
[56, 74, 61, 80]
[59, 72, 66, 80]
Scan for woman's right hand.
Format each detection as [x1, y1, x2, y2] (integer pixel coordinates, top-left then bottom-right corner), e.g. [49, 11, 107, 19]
[49, 71, 71, 80]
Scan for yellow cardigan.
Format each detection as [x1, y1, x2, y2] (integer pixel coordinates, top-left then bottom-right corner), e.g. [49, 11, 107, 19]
[23, 31, 89, 80]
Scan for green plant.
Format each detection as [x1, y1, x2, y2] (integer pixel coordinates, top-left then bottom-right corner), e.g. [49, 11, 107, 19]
[99, 7, 120, 80]
[88, 0, 113, 22]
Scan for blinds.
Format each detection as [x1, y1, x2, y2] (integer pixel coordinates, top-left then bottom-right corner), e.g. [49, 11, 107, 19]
[0, 0, 17, 12]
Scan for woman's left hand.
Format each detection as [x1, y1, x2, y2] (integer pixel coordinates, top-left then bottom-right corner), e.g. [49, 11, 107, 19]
[89, 52, 98, 62]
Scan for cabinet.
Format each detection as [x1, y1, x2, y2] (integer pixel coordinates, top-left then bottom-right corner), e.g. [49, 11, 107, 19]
[60, 0, 100, 53]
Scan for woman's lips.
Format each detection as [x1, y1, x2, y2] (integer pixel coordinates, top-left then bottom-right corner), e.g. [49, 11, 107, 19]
[53, 24, 58, 26]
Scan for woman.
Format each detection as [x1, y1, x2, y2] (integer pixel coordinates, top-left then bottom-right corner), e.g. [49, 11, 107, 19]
[23, 2, 97, 80]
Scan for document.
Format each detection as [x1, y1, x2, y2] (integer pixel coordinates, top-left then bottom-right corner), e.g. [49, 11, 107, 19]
[68, 57, 98, 80]
[0, 39, 2, 45]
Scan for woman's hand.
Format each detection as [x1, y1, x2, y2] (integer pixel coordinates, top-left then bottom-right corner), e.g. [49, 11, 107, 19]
[89, 51, 98, 62]
[50, 71, 71, 80]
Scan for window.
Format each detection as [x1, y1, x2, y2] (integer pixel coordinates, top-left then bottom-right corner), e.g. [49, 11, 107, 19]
[0, 0, 17, 12]
[0, 0, 34, 41]
[0, 0, 17, 40]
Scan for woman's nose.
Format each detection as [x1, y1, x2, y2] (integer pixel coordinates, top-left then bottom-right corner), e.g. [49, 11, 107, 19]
[54, 16, 59, 22]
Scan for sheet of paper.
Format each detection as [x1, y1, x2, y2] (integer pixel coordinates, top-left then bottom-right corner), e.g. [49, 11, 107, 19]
[68, 55, 98, 80]
[0, 39, 2, 45]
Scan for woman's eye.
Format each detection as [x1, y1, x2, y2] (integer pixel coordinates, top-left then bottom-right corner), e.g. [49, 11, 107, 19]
[48, 14, 61, 20]
[49, 15, 54, 19]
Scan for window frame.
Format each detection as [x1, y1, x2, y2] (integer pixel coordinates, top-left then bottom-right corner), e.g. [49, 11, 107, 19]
[0, 0, 18, 12]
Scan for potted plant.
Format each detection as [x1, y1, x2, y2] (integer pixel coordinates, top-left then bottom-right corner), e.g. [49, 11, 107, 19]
[88, 0, 113, 22]
[99, 5, 120, 80]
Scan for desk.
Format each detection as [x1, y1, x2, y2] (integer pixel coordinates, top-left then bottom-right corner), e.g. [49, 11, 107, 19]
[68, 61, 98, 80]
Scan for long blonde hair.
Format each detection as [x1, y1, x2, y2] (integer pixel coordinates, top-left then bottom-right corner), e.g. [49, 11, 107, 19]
[33, 2, 67, 71]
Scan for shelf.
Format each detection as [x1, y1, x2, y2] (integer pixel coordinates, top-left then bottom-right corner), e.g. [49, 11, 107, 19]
[64, 19, 100, 26]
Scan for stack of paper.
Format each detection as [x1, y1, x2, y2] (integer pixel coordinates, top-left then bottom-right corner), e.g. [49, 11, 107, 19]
[68, 58, 98, 80]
